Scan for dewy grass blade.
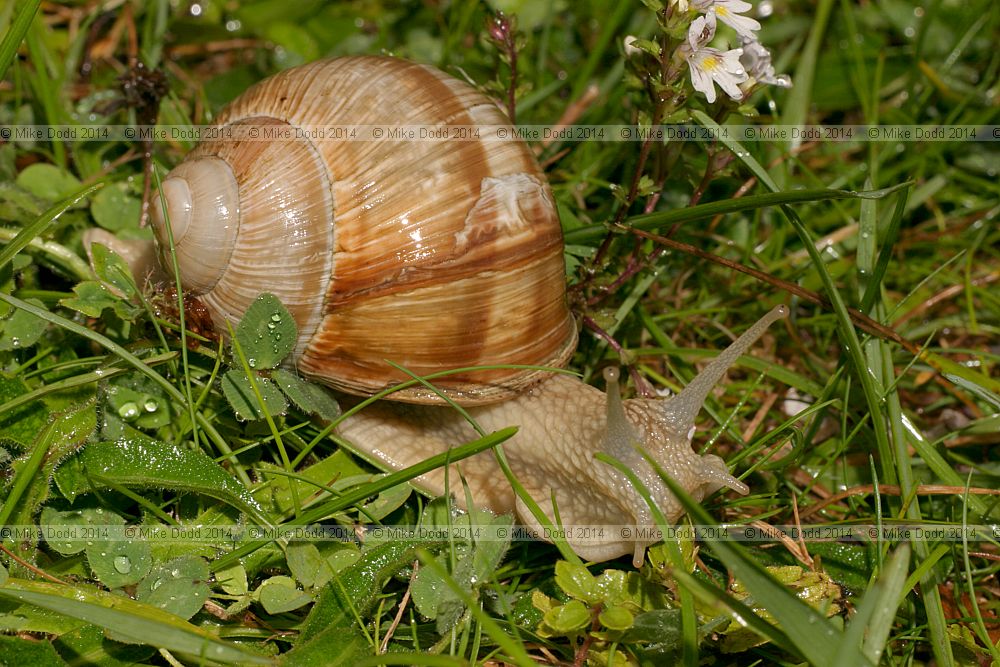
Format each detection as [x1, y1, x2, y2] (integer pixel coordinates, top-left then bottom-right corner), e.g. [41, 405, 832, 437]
[0, 181, 104, 271]
[0, 420, 55, 527]
[563, 188, 893, 244]
[0, 578, 270, 664]
[0, 0, 41, 81]
[834, 544, 910, 667]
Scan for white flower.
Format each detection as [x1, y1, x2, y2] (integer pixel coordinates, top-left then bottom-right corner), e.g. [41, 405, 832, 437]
[739, 36, 792, 89]
[682, 16, 749, 103]
[624, 35, 642, 58]
[692, 0, 761, 40]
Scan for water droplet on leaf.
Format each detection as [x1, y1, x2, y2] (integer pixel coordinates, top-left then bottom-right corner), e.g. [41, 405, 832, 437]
[118, 402, 140, 420]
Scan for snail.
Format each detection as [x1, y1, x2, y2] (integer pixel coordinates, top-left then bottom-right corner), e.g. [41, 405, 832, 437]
[99, 56, 787, 565]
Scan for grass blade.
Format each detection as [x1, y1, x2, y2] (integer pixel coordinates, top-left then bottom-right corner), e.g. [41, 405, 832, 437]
[0, 0, 40, 81]
[563, 187, 902, 244]
[836, 544, 911, 666]
[0, 578, 271, 664]
[0, 181, 104, 271]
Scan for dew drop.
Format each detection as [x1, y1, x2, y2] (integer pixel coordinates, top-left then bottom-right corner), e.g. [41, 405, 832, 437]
[267, 322, 277, 330]
[151, 578, 163, 590]
[113, 556, 132, 573]
[118, 402, 140, 420]
[271, 314, 282, 322]
[248, 358, 257, 369]
[143, 398, 159, 412]
[10, 337, 20, 349]
[225, 19, 242, 31]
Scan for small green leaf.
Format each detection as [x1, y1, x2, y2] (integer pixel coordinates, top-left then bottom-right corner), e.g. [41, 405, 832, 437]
[530, 590, 555, 614]
[0, 374, 47, 449]
[411, 553, 464, 622]
[104, 372, 170, 430]
[322, 546, 360, 582]
[598, 604, 634, 631]
[254, 450, 366, 516]
[0, 181, 43, 223]
[271, 369, 340, 420]
[234, 293, 296, 370]
[543, 600, 591, 634]
[257, 576, 312, 614]
[215, 563, 248, 597]
[91, 182, 141, 231]
[629, 37, 662, 57]
[287, 543, 330, 590]
[136, 556, 210, 620]
[89, 242, 139, 298]
[85, 514, 152, 589]
[60, 281, 138, 321]
[358, 481, 411, 522]
[60, 281, 116, 318]
[554, 561, 600, 605]
[15, 163, 82, 201]
[625, 609, 682, 642]
[471, 512, 513, 584]
[39, 507, 105, 556]
[221, 370, 287, 421]
[0, 297, 46, 351]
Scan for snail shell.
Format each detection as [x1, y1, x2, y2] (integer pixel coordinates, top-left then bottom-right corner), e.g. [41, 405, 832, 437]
[151, 56, 576, 405]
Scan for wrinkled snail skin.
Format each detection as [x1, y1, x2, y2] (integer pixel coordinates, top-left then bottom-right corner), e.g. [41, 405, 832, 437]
[337, 305, 788, 566]
[137, 55, 789, 565]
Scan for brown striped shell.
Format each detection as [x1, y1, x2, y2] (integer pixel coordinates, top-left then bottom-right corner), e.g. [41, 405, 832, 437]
[150, 56, 577, 405]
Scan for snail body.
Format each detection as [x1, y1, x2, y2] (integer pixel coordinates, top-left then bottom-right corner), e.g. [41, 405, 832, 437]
[141, 56, 786, 564]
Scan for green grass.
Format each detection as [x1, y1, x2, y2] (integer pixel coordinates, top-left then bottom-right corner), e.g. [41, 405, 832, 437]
[1, 1, 998, 665]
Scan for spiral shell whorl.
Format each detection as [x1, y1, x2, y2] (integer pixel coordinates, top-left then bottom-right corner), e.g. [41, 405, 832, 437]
[151, 157, 240, 295]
